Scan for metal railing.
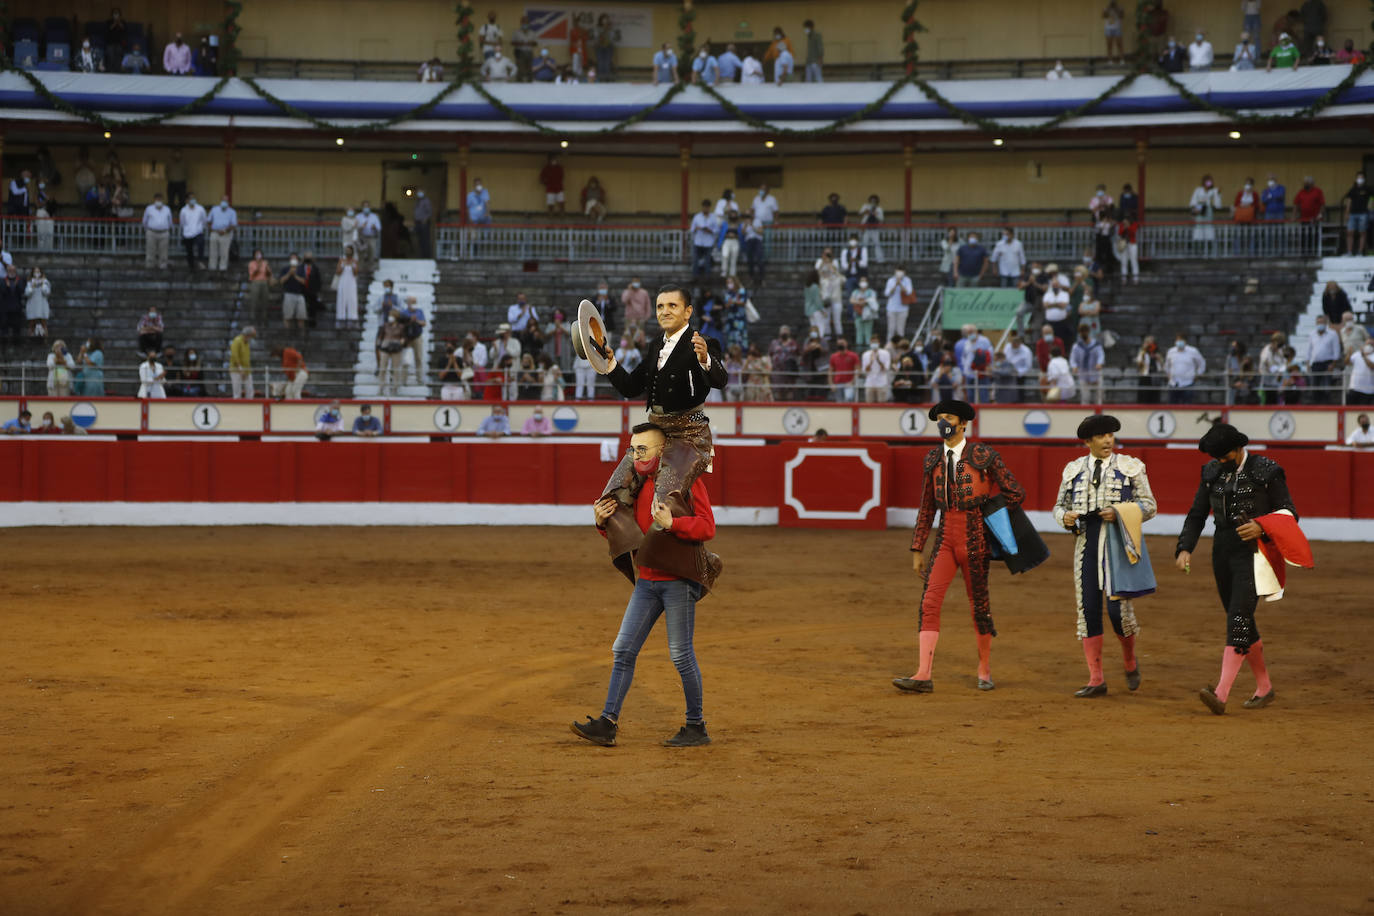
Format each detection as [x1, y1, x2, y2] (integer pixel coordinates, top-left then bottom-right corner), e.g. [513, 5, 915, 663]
[0, 217, 1329, 264]
[3, 360, 1359, 407]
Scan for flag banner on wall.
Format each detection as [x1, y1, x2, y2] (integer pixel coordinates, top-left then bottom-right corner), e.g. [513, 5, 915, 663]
[525, 6, 654, 48]
[941, 288, 1024, 330]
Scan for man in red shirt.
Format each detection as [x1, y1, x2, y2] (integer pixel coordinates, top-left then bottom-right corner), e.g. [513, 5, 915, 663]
[572, 422, 722, 748]
[827, 337, 860, 401]
[1035, 323, 1067, 372]
[1294, 175, 1326, 222]
[271, 345, 307, 399]
[538, 152, 565, 214]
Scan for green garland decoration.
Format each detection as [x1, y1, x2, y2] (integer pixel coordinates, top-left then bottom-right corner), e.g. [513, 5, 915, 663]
[677, 7, 696, 81]
[454, 2, 476, 85]
[221, 0, 243, 76]
[1, 0, 1372, 138]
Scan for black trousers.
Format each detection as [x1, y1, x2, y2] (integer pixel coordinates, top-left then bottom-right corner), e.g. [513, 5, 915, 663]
[182, 233, 205, 269]
[1210, 526, 1261, 651]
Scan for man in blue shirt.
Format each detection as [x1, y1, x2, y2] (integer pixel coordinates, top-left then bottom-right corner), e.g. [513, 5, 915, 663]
[689, 199, 717, 279]
[2, 409, 31, 434]
[466, 179, 491, 225]
[716, 43, 742, 82]
[652, 43, 678, 85]
[955, 233, 989, 287]
[207, 197, 237, 271]
[478, 404, 511, 438]
[532, 47, 558, 82]
[352, 404, 382, 437]
[1261, 173, 1286, 221]
[692, 45, 719, 86]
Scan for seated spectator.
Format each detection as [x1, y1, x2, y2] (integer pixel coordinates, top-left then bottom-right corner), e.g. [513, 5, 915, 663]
[161, 345, 181, 397]
[33, 411, 60, 435]
[163, 33, 193, 75]
[418, 57, 444, 82]
[121, 44, 151, 74]
[60, 415, 88, 435]
[1335, 39, 1366, 64]
[2, 410, 32, 434]
[1347, 413, 1374, 446]
[315, 400, 345, 439]
[353, 404, 383, 436]
[532, 47, 558, 81]
[75, 39, 105, 73]
[581, 177, 608, 223]
[137, 350, 166, 399]
[482, 50, 516, 82]
[75, 338, 105, 396]
[137, 307, 164, 352]
[47, 341, 76, 396]
[522, 405, 553, 436]
[1044, 344, 1076, 402]
[478, 404, 511, 437]
[1309, 35, 1333, 65]
[1278, 363, 1306, 404]
[1046, 60, 1071, 80]
[181, 348, 206, 398]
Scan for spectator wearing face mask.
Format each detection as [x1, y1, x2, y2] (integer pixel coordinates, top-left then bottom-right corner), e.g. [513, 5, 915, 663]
[279, 253, 308, 330]
[137, 307, 164, 353]
[466, 179, 491, 226]
[857, 194, 885, 262]
[1342, 171, 1371, 256]
[740, 50, 764, 85]
[1230, 31, 1258, 71]
[883, 267, 914, 341]
[1189, 174, 1223, 252]
[24, 266, 50, 338]
[848, 279, 878, 355]
[121, 43, 151, 74]
[76, 39, 104, 73]
[1335, 38, 1366, 64]
[991, 227, 1026, 289]
[763, 27, 794, 83]
[523, 405, 554, 437]
[652, 42, 679, 86]
[229, 326, 256, 399]
[1309, 34, 1333, 64]
[1267, 32, 1301, 71]
[1188, 31, 1214, 70]
[954, 324, 994, 404]
[1036, 323, 1068, 374]
[620, 277, 650, 334]
[1043, 344, 1076, 402]
[180, 348, 205, 398]
[137, 350, 166, 399]
[178, 191, 207, 272]
[532, 47, 558, 81]
[1046, 60, 1071, 80]
[482, 49, 516, 82]
[163, 33, 192, 75]
[1164, 334, 1206, 404]
[1306, 314, 1342, 403]
[1159, 35, 1186, 72]
[1347, 413, 1374, 444]
[208, 196, 237, 271]
[860, 336, 892, 403]
[355, 202, 380, 271]
[955, 232, 988, 287]
[692, 44, 720, 86]
[827, 338, 860, 402]
[1134, 335, 1163, 404]
[142, 193, 172, 269]
[1260, 173, 1286, 222]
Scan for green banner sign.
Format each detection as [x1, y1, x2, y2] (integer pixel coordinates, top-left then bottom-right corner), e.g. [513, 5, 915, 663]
[941, 287, 1024, 331]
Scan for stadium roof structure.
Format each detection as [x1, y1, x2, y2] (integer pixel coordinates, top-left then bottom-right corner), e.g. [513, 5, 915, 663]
[3, 69, 1374, 143]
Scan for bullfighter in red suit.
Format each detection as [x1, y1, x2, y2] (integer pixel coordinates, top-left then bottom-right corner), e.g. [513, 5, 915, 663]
[894, 399, 1026, 694]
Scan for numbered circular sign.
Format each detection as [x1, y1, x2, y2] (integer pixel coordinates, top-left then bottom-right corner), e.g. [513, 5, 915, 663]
[1022, 409, 1051, 437]
[781, 406, 810, 435]
[191, 404, 221, 431]
[1146, 410, 1177, 438]
[899, 408, 928, 437]
[1268, 410, 1295, 440]
[433, 405, 462, 433]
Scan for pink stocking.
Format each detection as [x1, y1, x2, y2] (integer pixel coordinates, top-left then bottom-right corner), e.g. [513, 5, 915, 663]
[1118, 634, 1137, 672]
[915, 630, 939, 680]
[1246, 640, 1272, 696]
[976, 632, 992, 681]
[1215, 646, 1246, 703]
[1082, 635, 1105, 686]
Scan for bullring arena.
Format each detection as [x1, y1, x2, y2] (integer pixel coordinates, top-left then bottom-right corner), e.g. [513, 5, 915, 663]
[5, 0, 1374, 911]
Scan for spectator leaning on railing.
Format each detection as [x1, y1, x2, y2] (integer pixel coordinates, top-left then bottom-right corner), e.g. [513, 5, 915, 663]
[1164, 334, 1206, 404]
[230, 326, 256, 399]
[117, 38, 148, 71]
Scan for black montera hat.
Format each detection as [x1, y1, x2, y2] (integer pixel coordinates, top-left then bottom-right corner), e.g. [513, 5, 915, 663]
[1198, 423, 1249, 458]
[1077, 414, 1121, 441]
[928, 399, 975, 422]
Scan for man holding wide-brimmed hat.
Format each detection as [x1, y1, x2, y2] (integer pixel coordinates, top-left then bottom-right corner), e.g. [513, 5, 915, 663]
[1176, 423, 1298, 715]
[894, 398, 1025, 694]
[1053, 414, 1157, 698]
[582, 284, 728, 571]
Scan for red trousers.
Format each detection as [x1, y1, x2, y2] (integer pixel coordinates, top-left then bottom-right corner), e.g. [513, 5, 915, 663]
[919, 511, 983, 632]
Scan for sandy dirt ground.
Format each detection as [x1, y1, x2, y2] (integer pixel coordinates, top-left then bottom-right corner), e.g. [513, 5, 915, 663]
[1, 526, 1371, 915]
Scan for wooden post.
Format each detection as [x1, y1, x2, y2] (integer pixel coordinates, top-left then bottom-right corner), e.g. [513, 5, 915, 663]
[1136, 134, 1148, 222]
[903, 136, 913, 227]
[679, 138, 691, 232]
[223, 130, 235, 199]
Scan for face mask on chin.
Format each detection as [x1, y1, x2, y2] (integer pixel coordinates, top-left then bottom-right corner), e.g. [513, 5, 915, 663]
[633, 456, 660, 476]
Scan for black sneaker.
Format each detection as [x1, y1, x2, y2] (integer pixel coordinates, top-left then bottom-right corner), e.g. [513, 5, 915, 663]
[1126, 665, 1142, 692]
[663, 723, 711, 747]
[570, 715, 617, 747]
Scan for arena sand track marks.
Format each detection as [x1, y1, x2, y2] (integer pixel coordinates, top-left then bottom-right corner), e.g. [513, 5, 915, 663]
[1, 527, 1372, 914]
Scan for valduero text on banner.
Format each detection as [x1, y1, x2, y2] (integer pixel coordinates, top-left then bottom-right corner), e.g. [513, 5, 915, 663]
[941, 288, 1024, 331]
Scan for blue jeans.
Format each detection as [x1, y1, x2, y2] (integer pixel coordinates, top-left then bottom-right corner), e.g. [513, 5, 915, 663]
[601, 578, 704, 724]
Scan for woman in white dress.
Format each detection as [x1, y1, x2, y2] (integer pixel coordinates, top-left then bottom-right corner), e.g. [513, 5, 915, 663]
[137, 350, 166, 399]
[25, 266, 51, 337]
[335, 246, 359, 329]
